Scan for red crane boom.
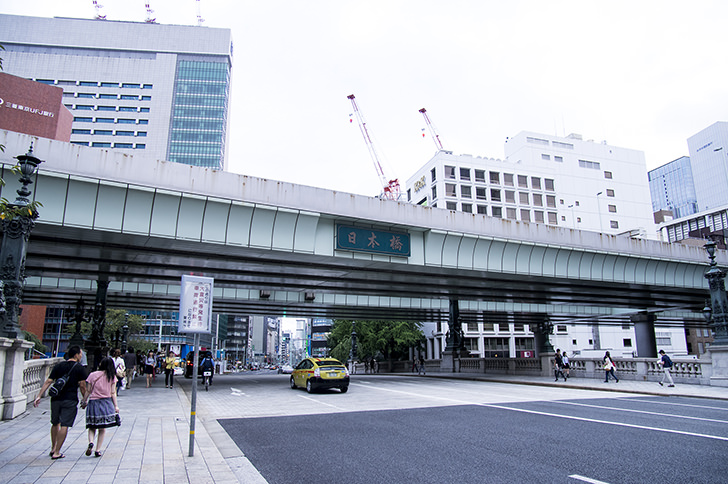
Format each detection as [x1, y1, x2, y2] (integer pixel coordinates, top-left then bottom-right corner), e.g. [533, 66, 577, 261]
[419, 108, 445, 151]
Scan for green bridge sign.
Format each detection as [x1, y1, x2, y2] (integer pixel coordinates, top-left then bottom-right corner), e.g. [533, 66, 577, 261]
[336, 225, 411, 257]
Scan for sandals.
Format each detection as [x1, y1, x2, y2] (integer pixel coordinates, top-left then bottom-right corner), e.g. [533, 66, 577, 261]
[51, 454, 65, 460]
[85, 443, 94, 456]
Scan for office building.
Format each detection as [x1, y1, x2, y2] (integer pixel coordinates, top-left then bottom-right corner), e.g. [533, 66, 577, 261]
[311, 318, 333, 358]
[0, 14, 232, 170]
[688, 121, 728, 212]
[406, 131, 656, 238]
[648, 156, 698, 220]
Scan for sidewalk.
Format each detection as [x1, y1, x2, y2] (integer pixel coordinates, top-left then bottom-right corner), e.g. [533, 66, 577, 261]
[0, 374, 264, 484]
[0, 372, 726, 484]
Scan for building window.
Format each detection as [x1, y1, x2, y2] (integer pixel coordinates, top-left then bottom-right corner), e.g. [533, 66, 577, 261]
[119, 106, 137, 112]
[431, 167, 437, 182]
[71, 141, 89, 146]
[534, 211, 544, 223]
[138, 119, 149, 125]
[531, 177, 541, 189]
[462, 203, 472, 213]
[477, 205, 487, 215]
[140, 107, 150, 112]
[77, 93, 94, 99]
[461, 186, 472, 198]
[445, 183, 457, 197]
[114, 143, 133, 148]
[541, 154, 550, 160]
[476, 187, 487, 200]
[136, 131, 147, 137]
[135, 144, 146, 149]
[554, 156, 563, 162]
[579, 159, 601, 170]
[503, 173, 514, 186]
[120, 95, 138, 100]
[546, 195, 556, 208]
[431, 186, 437, 200]
[92, 142, 111, 147]
[143, 84, 153, 89]
[526, 136, 549, 145]
[73, 117, 92, 122]
[547, 212, 558, 224]
[491, 189, 501, 202]
[623, 338, 632, 347]
[606, 189, 615, 197]
[122, 83, 141, 88]
[545, 178, 555, 191]
[117, 118, 135, 124]
[520, 209, 530, 221]
[533, 194, 543, 206]
[519, 192, 530, 204]
[141, 95, 152, 101]
[446, 202, 457, 210]
[604, 171, 613, 179]
[71, 129, 91, 135]
[80, 81, 98, 87]
[518, 175, 528, 188]
[460, 167, 471, 180]
[506, 208, 517, 219]
[115, 130, 134, 136]
[608, 204, 617, 213]
[76, 105, 94, 110]
[505, 190, 516, 203]
[445, 166, 456, 179]
[474, 169, 485, 182]
[553, 141, 574, 149]
[490, 171, 500, 184]
[492, 207, 502, 218]
[101, 82, 118, 88]
[94, 130, 112, 135]
[98, 94, 117, 99]
[610, 220, 619, 229]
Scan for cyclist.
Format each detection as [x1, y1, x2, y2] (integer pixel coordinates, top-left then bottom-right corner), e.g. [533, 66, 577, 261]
[200, 352, 215, 386]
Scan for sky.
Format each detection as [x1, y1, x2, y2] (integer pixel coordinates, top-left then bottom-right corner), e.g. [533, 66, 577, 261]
[2, 1, 727, 196]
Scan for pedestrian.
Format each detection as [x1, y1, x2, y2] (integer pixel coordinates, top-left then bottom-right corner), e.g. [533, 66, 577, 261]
[112, 348, 126, 393]
[603, 351, 619, 382]
[122, 347, 136, 389]
[33, 345, 88, 460]
[81, 356, 120, 457]
[562, 351, 570, 379]
[657, 349, 675, 387]
[554, 349, 567, 382]
[144, 350, 155, 388]
[164, 350, 176, 388]
[419, 355, 426, 375]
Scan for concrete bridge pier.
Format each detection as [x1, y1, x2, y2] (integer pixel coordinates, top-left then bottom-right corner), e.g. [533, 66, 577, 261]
[631, 312, 657, 358]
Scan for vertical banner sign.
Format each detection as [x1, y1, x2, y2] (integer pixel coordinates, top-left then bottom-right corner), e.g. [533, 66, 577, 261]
[179, 275, 214, 334]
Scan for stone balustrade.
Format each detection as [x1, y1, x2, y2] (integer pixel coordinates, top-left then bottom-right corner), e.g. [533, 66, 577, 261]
[23, 357, 63, 398]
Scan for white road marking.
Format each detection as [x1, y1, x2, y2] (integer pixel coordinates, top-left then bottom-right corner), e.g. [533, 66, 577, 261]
[481, 403, 728, 442]
[297, 394, 346, 411]
[230, 387, 246, 396]
[569, 474, 612, 484]
[560, 401, 728, 424]
[622, 397, 728, 412]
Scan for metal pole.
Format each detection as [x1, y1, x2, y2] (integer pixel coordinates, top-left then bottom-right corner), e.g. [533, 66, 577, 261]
[188, 333, 200, 457]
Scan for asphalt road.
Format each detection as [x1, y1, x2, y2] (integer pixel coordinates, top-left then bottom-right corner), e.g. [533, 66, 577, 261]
[184, 372, 728, 483]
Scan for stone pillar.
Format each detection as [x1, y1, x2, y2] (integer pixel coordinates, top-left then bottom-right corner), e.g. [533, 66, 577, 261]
[631, 312, 657, 358]
[707, 345, 728, 387]
[2, 337, 33, 419]
[0, 337, 13, 410]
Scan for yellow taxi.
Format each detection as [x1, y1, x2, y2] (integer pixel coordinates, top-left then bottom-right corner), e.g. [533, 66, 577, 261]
[290, 357, 350, 393]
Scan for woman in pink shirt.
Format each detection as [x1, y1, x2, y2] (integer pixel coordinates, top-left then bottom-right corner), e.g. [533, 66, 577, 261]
[81, 357, 120, 457]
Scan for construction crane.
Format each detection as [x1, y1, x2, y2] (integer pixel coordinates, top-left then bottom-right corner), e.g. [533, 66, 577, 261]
[196, 0, 205, 25]
[419, 108, 445, 151]
[92, 1, 106, 20]
[145, 3, 156, 23]
[347, 94, 401, 201]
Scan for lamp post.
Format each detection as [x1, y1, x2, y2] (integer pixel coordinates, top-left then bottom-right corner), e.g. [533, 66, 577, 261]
[0, 145, 43, 339]
[568, 204, 576, 229]
[349, 321, 357, 373]
[703, 240, 728, 345]
[596, 191, 604, 234]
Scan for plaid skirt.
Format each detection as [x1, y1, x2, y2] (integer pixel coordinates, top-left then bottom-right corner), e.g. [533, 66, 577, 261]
[86, 397, 119, 429]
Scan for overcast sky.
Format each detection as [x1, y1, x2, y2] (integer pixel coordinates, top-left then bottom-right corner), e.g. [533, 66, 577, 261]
[3, 1, 727, 196]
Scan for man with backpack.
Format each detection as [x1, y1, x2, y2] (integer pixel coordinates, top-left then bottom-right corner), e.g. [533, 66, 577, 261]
[33, 345, 88, 459]
[658, 349, 675, 387]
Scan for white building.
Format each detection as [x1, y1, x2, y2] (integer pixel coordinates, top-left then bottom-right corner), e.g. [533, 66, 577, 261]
[406, 131, 656, 238]
[0, 14, 232, 170]
[688, 121, 728, 212]
[409, 131, 676, 360]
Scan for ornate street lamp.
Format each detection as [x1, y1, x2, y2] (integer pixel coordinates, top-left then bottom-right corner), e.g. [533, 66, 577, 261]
[703, 241, 728, 345]
[349, 321, 357, 368]
[0, 145, 43, 338]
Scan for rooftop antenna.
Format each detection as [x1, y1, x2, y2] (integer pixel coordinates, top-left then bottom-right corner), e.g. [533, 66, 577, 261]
[92, 1, 106, 20]
[145, 3, 156, 23]
[196, 0, 205, 25]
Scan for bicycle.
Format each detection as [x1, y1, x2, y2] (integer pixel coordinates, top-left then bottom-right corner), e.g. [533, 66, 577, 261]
[202, 370, 212, 391]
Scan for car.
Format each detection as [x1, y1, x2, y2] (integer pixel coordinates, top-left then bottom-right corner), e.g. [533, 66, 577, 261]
[278, 364, 293, 374]
[290, 357, 349, 393]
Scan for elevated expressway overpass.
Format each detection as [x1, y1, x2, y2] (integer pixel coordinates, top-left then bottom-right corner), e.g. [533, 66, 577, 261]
[0, 131, 719, 331]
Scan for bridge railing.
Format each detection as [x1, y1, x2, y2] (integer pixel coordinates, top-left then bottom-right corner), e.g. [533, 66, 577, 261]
[23, 358, 62, 398]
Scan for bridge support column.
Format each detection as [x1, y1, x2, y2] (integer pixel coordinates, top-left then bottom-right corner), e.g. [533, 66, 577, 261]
[631, 312, 657, 358]
[441, 299, 464, 372]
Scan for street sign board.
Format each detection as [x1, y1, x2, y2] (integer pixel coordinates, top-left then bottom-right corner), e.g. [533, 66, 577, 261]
[178, 275, 214, 334]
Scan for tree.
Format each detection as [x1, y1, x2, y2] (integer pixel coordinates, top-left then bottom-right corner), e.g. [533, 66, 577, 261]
[327, 320, 424, 362]
[104, 309, 144, 348]
[23, 330, 48, 355]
